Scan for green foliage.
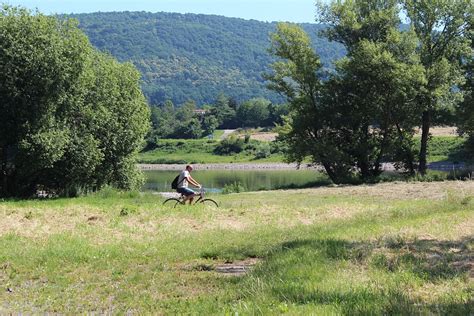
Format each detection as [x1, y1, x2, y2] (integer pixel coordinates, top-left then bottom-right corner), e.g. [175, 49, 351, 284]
[214, 135, 245, 155]
[209, 94, 239, 129]
[0, 6, 150, 197]
[456, 15, 474, 160]
[237, 98, 271, 128]
[222, 181, 246, 194]
[67, 11, 346, 105]
[253, 142, 272, 159]
[146, 94, 284, 142]
[420, 136, 467, 162]
[268, 4, 426, 183]
[402, 0, 473, 173]
[148, 100, 208, 141]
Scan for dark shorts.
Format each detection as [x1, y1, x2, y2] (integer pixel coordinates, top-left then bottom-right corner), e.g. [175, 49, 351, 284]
[177, 187, 195, 196]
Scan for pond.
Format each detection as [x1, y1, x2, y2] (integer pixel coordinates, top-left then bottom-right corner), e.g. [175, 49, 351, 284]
[143, 169, 330, 192]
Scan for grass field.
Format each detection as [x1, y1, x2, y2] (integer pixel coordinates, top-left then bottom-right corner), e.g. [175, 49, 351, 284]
[1, 181, 473, 313]
[139, 131, 469, 165]
[138, 138, 284, 164]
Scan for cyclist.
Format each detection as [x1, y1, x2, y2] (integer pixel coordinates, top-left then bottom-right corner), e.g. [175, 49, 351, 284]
[176, 165, 201, 204]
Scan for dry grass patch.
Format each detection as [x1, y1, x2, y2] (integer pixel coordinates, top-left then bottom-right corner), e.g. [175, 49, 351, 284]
[298, 181, 474, 201]
[0, 205, 98, 239]
[249, 132, 278, 142]
[415, 126, 458, 136]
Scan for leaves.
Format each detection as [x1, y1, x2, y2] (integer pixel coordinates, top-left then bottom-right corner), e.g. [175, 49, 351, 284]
[0, 5, 150, 197]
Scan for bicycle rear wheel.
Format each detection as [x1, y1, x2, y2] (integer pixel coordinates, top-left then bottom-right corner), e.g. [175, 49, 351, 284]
[199, 198, 219, 207]
[162, 198, 182, 208]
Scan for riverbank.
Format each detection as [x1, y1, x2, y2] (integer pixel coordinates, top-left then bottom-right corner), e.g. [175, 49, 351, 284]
[139, 162, 469, 172]
[138, 162, 321, 170]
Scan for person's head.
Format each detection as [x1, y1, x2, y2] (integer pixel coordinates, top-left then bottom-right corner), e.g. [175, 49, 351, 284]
[185, 165, 193, 172]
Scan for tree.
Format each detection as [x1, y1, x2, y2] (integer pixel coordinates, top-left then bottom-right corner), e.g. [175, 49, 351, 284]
[0, 6, 150, 197]
[316, 0, 426, 176]
[237, 98, 271, 128]
[402, 0, 472, 174]
[149, 100, 177, 139]
[456, 13, 474, 159]
[268, 3, 424, 183]
[316, 0, 400, 50]
[201, 115, 219, 136]
[323, 32, 425, 176]
[266, 23, 350, 180]
[211, 93, 238, 129]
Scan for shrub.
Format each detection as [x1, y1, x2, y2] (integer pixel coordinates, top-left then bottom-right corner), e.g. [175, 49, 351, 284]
[222, 181, 246, 194]
[214, 136, 245, 155]
[254, 142, 272, 159]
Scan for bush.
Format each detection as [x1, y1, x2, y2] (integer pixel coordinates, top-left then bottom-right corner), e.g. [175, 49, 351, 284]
[214, 136, 245, 155]
[222, 181, 246, 194]
[0, 6, 150, 197]
[254, 142, 272, 159]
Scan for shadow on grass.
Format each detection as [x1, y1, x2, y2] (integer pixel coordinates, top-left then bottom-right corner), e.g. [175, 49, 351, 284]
[202, 236, 473, 314]
[276, 236, 473, 280]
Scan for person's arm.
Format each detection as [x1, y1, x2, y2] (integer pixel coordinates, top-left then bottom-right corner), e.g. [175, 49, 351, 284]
[187, 175, 201, 188]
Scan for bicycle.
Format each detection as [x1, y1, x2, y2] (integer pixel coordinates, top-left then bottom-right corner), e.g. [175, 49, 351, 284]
[162, 187, 219, 208]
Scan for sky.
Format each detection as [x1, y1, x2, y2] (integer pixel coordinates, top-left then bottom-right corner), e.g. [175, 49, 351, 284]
[4, 0, 319, 23]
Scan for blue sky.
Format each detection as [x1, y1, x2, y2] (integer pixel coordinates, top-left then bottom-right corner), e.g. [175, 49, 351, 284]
[4, 0, 319, 23]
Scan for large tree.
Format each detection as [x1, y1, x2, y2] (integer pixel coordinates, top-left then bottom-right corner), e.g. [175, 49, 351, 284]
[317, 0, 425, 176]
[456, 11, 474, 159]
[268, 2, 424, 183]
[237, 98, 271, 128]
[267, 22, 366, 182]
[402, 0, 472, 174]
[0, 6, 150, 197]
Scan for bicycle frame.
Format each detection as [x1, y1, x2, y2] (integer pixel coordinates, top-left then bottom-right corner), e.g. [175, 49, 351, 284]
[179, 187, 204, 205]
[163, 186, 218, 208]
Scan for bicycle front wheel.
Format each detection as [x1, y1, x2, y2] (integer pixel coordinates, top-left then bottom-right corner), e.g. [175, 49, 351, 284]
[162, 198, 182, 208]
[199, 198, 219, 207]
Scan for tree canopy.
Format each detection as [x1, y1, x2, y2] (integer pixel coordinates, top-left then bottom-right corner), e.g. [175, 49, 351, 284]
[268, 0, 464, 183]
[402, 0, 472, 173]
[0, 5, 150, 197]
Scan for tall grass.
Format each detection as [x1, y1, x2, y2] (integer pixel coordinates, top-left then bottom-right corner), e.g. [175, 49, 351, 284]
[0, 181, 472, 313]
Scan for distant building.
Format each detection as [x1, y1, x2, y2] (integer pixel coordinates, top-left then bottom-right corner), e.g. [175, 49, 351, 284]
[193, 109, 207, 116]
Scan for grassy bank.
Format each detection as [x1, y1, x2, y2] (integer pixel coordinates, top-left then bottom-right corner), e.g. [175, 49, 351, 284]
[138, 134, 469, 165]
[138, 138, 284, 164]
[419, 136, 467, 163]
[1, 181, 473, 313]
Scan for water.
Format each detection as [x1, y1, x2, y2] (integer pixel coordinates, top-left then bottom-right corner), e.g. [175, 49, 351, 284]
[143, 169, 329, 192]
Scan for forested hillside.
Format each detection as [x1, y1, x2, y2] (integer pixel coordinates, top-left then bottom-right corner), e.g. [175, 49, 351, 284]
[69, 11, 345, 105]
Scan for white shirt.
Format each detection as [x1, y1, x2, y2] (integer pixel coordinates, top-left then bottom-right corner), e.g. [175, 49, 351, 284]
[178, 170, 189, 188]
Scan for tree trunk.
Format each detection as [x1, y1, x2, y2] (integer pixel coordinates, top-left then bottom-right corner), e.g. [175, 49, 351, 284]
[321, 161, 339, 184]
[358, 160, 370, 180]
[0, 146, 7, 196]
[418, 110, 431, 175]
[1, 145, 7, 197]
[395, 123, 415, 174]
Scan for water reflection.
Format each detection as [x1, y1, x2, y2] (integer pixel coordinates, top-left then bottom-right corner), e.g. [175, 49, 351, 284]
[143, 169, 329, 192]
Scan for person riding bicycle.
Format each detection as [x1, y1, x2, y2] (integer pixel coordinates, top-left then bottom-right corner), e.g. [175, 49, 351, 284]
[176, 165, 201, 204]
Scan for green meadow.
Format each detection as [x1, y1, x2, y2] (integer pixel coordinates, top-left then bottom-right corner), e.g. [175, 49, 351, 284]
[1, 181, 473, 314]
[138, 134, 469, 165]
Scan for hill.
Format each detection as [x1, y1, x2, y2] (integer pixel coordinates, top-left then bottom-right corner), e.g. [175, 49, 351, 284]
[68, 11, 345, 105]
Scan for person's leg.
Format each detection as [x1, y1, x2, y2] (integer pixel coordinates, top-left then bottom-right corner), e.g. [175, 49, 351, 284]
[188, 193, 195, 204]
[177, 188, 189, 204]
[180, 188, 196, 204]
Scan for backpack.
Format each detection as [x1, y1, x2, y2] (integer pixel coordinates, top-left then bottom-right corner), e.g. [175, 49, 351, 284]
[171, 174, 182, 189]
